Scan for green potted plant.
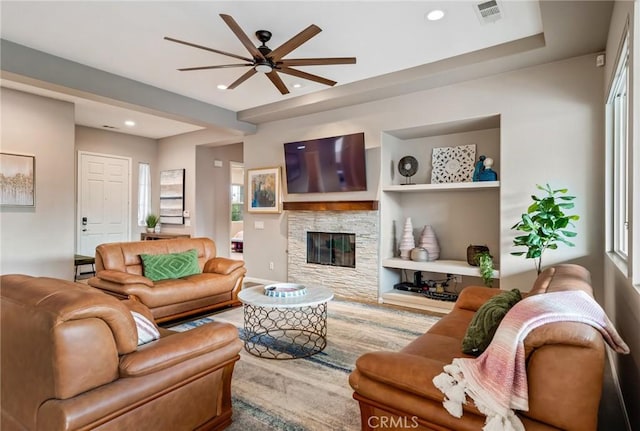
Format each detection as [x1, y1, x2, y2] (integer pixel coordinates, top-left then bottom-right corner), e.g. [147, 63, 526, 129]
[511, 184, 579, 274]
[145, 214, 159, 233]
[475, 251, 494, 287]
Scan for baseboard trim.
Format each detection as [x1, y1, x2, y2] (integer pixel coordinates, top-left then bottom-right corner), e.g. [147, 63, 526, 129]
[606, 349, 632, 431]
[243, 276, 279, 286]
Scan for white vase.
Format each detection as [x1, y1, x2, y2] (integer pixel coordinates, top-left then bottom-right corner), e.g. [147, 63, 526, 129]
[419, 225, 440, 261]
[399, 217, 415, 260]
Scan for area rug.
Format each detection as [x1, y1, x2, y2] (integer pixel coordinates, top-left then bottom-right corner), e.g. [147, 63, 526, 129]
[168, 300, 440, 431]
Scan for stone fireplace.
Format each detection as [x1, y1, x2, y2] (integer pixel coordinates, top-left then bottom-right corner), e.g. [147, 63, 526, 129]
[287, 209, 379, 302]
[307, 231, 356, 268]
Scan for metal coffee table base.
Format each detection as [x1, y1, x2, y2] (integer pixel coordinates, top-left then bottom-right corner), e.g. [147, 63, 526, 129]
[242, 302, 328, 359]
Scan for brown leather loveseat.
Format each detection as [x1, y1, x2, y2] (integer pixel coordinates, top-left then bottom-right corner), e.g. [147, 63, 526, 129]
[349, 264, 614, 431]
[1, 274, 242, 431]
[89, 237, 245, 322]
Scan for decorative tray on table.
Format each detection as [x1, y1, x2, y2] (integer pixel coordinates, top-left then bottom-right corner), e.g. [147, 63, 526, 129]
[264, 283, 308, 298]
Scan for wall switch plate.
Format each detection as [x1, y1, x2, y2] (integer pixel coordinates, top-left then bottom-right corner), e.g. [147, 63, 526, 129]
[255, 221, 264, 229]
[214, 160, 223, 167]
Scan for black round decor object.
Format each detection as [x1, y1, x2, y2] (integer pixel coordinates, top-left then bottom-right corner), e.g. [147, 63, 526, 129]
[398, 156, 418, 184]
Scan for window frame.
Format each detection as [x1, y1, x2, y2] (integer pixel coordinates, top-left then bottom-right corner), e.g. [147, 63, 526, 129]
[605, 26, 633, 281]
[137, 162, 152, 227]
[611, 43, 630, 260]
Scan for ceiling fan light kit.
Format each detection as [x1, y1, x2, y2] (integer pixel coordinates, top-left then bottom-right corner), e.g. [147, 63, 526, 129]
[165, 14, 356, 95]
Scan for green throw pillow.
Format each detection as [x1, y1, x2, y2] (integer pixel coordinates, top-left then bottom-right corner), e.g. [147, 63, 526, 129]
[461, 289, 522, 356]
[140, 249, 201, 282]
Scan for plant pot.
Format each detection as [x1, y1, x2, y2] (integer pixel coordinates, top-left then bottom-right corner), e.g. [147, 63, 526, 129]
[467, 245, 490, 266]
[146, 227, 155, 233]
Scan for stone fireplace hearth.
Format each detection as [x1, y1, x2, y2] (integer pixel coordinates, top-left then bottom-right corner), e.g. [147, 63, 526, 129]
[287, 210, 379, 303]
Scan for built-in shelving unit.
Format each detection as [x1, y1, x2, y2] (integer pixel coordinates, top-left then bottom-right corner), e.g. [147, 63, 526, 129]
[382, 258, 500, 279]
[378, 115, 501, 313]
[380, 290, 456, 314]
[382, 181, 499, 193]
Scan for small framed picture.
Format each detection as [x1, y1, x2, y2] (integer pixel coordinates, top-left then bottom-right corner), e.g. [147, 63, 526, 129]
[1, 153, 35, 207]
[247, 167, 281, 213]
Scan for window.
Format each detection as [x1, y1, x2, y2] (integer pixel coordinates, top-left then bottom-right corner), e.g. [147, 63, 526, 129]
[138, 163, 151, 226]
[231, 184, 244, 221]
[607, 34, 630, 261]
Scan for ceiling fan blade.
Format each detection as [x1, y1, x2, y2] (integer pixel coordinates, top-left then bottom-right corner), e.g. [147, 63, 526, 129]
[227, 68, 258, 90]
[178, 64, 253, 71]
[219, 14, 266, 60]
[164, 36, 252, 62]
[269, 24, 322, 61]
[278, 66, 336, 87]
[266, 71, 290, 95]
[280, 57, 357, 66]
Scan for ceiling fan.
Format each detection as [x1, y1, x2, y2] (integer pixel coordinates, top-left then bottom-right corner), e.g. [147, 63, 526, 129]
[165, 14, 356, 95]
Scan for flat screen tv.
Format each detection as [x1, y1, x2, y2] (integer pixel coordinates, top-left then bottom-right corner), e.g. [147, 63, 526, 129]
[284, 132, 367, 194]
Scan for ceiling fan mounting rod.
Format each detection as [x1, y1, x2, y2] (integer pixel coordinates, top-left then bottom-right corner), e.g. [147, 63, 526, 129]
[255, 30, 272, 45]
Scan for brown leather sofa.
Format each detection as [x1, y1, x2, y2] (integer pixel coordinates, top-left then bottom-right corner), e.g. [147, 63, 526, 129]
[1, 274, 242, 431]
[349, 264, 608, 431]
[88, 237, 245, 323]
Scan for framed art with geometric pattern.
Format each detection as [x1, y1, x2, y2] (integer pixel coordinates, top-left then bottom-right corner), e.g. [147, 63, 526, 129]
[431, 144, 476, 184]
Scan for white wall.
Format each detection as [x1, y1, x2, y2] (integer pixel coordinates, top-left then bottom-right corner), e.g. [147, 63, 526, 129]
[243, 54, 605, 288]
[195, 143, 243, 255]
[75, 126, 159, 241]
[157, 130, 244, 238]
[0, 88, 75, 278]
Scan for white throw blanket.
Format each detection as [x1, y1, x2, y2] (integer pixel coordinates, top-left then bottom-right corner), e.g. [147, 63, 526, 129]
[433, 290, 630, 431]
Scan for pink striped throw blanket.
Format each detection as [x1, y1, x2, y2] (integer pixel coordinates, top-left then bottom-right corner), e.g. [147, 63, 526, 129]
[433, 290, 629, 431]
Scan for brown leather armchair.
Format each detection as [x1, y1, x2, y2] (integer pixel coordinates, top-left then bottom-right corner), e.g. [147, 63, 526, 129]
[1, 274, 242, 431]
[88, 237, 246, 323]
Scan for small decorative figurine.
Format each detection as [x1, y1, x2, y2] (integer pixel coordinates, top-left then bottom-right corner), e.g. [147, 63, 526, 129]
[478, 157, 498, 181]
[399, 218, 415, 260]
[473, 155, 498, 182]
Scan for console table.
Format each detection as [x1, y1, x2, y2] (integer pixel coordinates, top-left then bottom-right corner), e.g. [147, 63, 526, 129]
[140, 233, 191, 240]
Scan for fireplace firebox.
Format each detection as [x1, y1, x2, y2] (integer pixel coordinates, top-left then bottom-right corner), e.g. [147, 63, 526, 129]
[307, 232, 355, 268]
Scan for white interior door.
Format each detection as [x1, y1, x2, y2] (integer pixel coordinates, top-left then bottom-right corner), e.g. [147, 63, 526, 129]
[77, 152, 131, 256]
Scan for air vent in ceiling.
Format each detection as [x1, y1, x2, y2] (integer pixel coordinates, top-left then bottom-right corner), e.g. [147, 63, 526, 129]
[102, 125, 118, 129]
[475, 0, 502, 24]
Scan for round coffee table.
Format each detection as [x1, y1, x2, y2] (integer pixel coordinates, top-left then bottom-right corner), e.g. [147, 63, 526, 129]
[237, 284, 334, 359]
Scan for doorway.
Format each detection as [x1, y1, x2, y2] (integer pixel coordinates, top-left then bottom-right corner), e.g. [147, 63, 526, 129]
[77, 151, 131, 256]
[230, 162, 244, 260]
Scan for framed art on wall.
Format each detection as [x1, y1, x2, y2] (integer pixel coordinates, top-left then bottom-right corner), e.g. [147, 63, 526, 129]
[1, 153, 35, 207]
[247, 167, 281, 213]
[160, 169, 185, 224]
[431, 144, 476, 184]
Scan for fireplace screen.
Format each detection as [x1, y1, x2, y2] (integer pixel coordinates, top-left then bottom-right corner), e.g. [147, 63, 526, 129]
[307, 232, 355, 268]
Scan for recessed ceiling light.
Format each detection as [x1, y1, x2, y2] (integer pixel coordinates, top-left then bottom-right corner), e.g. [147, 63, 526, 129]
[426, 9, 445, 21]
[293, 83, 303, 89]
[217, 84, 228, 90]
[124, 120, 136, 127]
